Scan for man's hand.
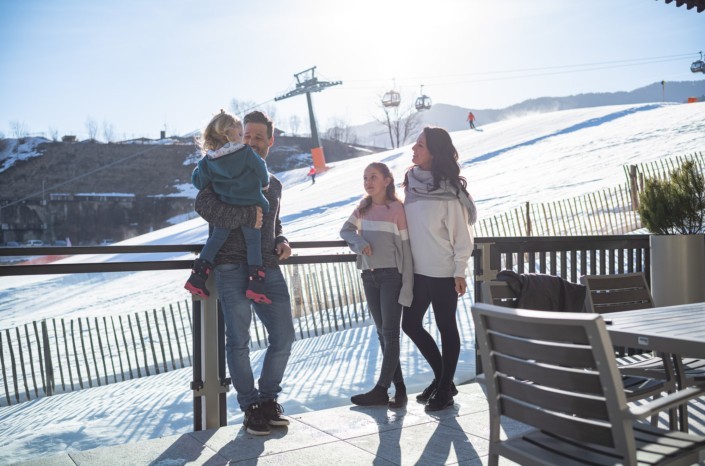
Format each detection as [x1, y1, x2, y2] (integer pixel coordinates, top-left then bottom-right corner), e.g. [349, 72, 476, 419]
[275, 242, 292, 260]
[254, 206, 263, 229]
[361, 245, 372, 256]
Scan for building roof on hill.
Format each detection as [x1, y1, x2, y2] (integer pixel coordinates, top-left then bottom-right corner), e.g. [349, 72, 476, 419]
[663, 0, 704, 13]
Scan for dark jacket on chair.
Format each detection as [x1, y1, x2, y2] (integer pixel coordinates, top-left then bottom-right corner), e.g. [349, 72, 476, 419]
[496, 270, 586, 312]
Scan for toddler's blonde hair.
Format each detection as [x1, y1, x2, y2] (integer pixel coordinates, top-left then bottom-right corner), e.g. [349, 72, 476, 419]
[197, 109, 242, 153]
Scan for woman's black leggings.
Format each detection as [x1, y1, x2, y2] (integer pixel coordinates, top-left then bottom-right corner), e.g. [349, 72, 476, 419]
[401, 274, 460, 392]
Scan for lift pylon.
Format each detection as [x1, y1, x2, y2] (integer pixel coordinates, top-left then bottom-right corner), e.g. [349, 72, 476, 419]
[275, 67, 342, 170]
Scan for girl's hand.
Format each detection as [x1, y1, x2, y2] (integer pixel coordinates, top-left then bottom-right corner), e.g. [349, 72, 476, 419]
[361, 245, 372, 256]
[254, 206, 263, 229]
[454, 277, 467, 296]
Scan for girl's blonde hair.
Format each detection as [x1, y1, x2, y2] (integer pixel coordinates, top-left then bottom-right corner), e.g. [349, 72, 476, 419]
[359, 162, 400, 215]
[197, 109, 242, 153]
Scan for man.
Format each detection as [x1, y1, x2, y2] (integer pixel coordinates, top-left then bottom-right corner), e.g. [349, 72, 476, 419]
[195, 110, 295, 436]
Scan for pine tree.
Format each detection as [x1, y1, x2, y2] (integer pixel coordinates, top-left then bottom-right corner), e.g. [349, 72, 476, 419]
[638, 160, 705, 234]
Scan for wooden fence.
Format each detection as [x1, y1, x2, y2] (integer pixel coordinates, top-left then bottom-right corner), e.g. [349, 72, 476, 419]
[0, 300, 193, 406]
[474, 184, 640, 237]
[0, 260, 370, 406]
[474, 151, 704, 237]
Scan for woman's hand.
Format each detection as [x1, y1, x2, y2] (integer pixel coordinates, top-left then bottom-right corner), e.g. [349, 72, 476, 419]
[254, 206, 263, 229]
[454, 277, 467, 296]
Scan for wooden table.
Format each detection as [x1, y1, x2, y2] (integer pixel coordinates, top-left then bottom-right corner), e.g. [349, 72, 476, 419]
[605, 302, 705, 431]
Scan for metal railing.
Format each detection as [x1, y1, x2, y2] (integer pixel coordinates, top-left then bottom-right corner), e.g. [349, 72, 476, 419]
[1, 234, 655, 423]
[0, 242, 357, 428]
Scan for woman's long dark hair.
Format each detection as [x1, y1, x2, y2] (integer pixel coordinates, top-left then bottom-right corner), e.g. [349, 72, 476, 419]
[359, 162, 400, 215]
[403, 126, 469, 197]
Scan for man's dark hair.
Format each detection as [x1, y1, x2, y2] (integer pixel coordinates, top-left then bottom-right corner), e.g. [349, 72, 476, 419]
[244, 110, 274, 139]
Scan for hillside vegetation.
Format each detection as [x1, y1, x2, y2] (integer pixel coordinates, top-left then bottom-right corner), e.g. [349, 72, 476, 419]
[0, 137, 381, 201]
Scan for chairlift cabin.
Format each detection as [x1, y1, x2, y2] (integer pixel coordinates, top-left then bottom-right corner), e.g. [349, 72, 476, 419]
[691, 52, 704, 73]
[382, 90, 401, 107]
[414, 85, 432, 111]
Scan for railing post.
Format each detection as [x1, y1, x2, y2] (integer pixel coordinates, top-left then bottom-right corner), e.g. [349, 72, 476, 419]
[525, 202, 532, 236]
[41, 320, 54, 397]
[191, 274, 229, 431]
[472, 242, 498, 378]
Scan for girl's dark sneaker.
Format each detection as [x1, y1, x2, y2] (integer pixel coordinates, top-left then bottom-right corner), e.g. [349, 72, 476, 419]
[389, 391, 408, 408]
[246, 265, 271, 304]
[389, 381, 408, 408]
[184, 258, 213, 298]
[351, 385, 389, 406]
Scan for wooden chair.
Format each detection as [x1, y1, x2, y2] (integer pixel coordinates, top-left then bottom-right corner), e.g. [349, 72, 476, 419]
[582, 272, 705, 431]
[582, 272, 655, 314]
[481, 279, 671, 411]
[480, 280, 518, 308]
[472, 303, 705, 466]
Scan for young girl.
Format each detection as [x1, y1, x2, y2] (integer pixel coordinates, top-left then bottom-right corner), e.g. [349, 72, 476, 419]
[402, 126, 477, 411]
[340, 162, 414, 407]
[185, 109, 271, 304]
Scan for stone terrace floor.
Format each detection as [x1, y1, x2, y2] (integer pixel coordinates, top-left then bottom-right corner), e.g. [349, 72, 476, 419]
[18, 381, 705, 466]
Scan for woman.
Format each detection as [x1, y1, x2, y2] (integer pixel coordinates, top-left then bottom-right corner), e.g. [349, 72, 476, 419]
[401, 126, 477, 411]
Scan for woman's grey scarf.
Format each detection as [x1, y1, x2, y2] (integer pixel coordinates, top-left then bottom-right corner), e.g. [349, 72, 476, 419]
[404, 167, 477, 225]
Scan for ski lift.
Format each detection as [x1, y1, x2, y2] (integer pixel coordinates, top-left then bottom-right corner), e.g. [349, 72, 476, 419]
[414, 85, 432, 111]
[691, 51, 705, 74]
[382, 89, 401, 108]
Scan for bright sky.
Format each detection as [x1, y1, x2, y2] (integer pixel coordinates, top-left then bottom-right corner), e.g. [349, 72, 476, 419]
[0, 0, 702, 140]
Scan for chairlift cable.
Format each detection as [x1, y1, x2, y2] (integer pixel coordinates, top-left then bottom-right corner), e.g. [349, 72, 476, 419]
[338, 52, 699, 89]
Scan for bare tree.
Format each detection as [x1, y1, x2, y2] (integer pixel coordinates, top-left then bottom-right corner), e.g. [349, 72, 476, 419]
[48, 127, 59, 141]
[325, 117, 358, 144]
[230, 98, 257, 119]
[102, 120, 115, 142]
[9, 120, 29, 139]
[85, 117, 98, 141]
[264, 104, 278, 124]
[376, 95, 421, 148]
[289, 115, 301, 135]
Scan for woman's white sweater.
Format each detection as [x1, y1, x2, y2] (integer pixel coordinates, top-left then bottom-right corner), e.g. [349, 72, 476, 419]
[404, 196, 474, 278]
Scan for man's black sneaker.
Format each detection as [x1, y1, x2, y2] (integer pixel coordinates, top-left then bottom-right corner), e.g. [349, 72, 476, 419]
[261, 399, 289, 426]
[425, 390, 454, 412]
[416, 379, 459, 403]
[243, 403, 271, 435]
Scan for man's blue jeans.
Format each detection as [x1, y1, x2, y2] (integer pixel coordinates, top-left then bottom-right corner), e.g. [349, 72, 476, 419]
[362, 268, 404, 388]
[214, 263, 295, 411]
